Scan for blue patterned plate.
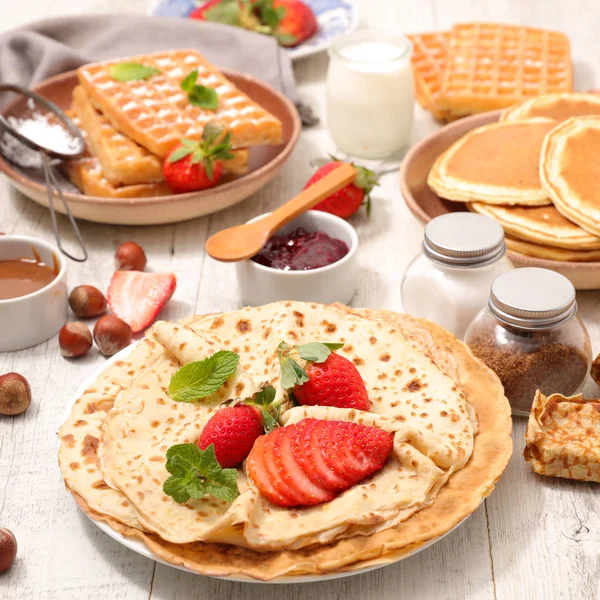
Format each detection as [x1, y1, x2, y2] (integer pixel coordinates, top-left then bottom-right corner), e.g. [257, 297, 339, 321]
[150, 0, 359, 61]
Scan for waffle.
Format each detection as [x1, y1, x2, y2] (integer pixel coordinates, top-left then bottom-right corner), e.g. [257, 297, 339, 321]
[407, 32, 451, 120]
[72, 85, 164, 185]
[64, 108, 250, 198]
[438, 23, 572, 119]
[77, 49, 283, 157]
[65, 158, 172, 198]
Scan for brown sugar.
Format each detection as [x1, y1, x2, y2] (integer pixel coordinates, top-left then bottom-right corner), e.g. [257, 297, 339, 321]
[468, 326, 590, 415]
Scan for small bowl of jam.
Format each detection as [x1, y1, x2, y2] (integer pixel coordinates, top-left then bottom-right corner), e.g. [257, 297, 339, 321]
[0, 235, 68, 351]
[237, 210, 359, 305]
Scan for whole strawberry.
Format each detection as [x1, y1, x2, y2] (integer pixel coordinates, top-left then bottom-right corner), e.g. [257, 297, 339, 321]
[278, 341, 370, 411]
[270, 0, 318, 47]
[189, 0, 317, 48]
[304, 161, 377, 219]
[197, 386, 279, 467]
[163, 121, 235, 194]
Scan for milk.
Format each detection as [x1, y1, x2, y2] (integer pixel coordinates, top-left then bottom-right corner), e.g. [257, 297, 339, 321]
[326, 34, 414, 158]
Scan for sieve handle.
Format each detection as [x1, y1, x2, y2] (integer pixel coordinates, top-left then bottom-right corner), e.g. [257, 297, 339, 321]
[41, 153, 88, 262]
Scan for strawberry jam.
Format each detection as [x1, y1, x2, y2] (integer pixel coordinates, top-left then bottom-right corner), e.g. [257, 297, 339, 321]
[252, 228, 349, 271]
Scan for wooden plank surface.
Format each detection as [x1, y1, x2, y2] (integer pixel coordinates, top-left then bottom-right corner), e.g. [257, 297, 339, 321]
[0, 1, 599, 599]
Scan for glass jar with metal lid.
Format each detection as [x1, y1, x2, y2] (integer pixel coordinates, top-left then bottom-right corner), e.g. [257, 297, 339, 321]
[401, 213, 513, 339]
[464, 267, 592, 415]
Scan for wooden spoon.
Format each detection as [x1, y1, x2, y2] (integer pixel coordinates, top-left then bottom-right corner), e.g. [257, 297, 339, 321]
[205, 162, 357, 262]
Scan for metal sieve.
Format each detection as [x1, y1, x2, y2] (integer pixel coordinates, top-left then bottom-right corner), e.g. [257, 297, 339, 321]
[0, 83, 88, 262]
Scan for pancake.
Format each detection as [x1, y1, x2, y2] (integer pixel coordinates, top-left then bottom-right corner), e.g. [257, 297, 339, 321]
[506, 236, 600, 262]
[540, 116, 600, 236]
[468, 202, 600, 250]
[501, 93, 600, 122]
[428, 119, 555, 205]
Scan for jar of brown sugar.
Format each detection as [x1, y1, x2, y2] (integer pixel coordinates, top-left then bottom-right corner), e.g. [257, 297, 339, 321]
[464, 267, 592, 416]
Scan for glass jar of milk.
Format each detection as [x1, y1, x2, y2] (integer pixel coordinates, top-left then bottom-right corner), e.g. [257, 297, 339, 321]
[326, 31, 414, 158]
[401, 213, 513, 340]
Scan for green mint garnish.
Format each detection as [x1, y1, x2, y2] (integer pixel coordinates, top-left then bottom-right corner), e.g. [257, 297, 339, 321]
[163, 443, 239, 504]
[168, 350, 239, 402]
[166, 122, 235, 179]
[249, 385, 279, 432]
[181, 70, 219, 110]
[110, 62, 161, 82]
[278, 341, 343, 389]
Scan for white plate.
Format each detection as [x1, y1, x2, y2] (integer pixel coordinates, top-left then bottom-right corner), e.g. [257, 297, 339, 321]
[149, 0, 360, 61]
[65, 342, 468, 583]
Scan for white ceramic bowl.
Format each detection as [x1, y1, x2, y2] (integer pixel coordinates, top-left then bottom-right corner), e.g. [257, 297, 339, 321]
[0, 236, 68, 352]
[236, 210, 359, 306]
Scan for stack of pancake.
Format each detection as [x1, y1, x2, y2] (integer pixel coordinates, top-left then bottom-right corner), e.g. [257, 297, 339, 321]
[62, 49, 283, 198]
[408, 23, 573, 122]
[427, 92, 600, 262]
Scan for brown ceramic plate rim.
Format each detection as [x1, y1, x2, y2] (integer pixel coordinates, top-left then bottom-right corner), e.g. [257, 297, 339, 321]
[0, 69, 301, 207]
[399, 109, 600, 271]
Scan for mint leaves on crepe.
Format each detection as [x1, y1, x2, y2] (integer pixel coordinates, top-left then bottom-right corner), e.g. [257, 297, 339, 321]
[163, 443, 239, 504]
[278, 341, 344, 389]
[168, 350, 239, 402]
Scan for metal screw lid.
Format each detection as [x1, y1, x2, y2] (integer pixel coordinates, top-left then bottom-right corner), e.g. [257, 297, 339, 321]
[489, 267, 577, 329]
[423, 213, 506, 268]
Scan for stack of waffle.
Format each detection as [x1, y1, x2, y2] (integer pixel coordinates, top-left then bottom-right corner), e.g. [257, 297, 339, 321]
[64, 49, 283, 197]
[408, 23, 573, 122]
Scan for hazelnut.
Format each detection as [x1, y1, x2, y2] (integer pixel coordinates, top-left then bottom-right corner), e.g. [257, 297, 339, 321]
[0, 528, 17, 573]
[59, 322, 93, 358]
[69, 285, 107, 318]
[592, 353, 600, 387]
[0, 373, 31, 416]
[93, 315, 132, 356]
[115, 241, 147, 271]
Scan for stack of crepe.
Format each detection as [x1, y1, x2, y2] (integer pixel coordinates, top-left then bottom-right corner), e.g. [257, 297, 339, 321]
[428, 92, 600, 262]
[63, 49, 283, 198]
[58, 302, 512, 580]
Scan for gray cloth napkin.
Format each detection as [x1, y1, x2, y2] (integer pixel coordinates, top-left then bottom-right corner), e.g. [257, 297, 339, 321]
[0, 14, 297, 102]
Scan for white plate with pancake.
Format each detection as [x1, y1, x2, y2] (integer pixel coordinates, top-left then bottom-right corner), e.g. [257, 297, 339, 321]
[64, 340, 468, 583]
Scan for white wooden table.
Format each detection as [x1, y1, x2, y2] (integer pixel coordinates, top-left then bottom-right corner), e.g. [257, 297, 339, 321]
[1, 1, 599, 598]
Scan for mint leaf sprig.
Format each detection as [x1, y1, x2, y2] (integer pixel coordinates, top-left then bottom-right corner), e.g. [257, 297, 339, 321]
[168, 350, 239, 403]
[278, 341, 344, 389]
[166, 122, 236, 179]
[181, 70, 219, 110]
[163, 443, 239, 504]
[110, 62, 161, 82]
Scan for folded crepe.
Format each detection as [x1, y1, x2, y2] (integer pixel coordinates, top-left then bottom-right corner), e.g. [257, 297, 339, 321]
[524, 391, 600, 483]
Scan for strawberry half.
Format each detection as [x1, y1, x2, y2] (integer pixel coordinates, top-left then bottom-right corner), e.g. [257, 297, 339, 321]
[247, 418, 393, 507]
[278, 341, 370, 411]
[304, 161, 378, 219]
[107, 271, 176, 333]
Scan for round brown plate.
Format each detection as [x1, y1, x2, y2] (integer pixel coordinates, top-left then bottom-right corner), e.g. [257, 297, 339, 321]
[0, 69, 301, 226]
[400, 110, 600, 290]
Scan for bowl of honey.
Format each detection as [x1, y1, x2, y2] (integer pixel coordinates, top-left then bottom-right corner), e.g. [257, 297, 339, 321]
[0, 235, 67, 351]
